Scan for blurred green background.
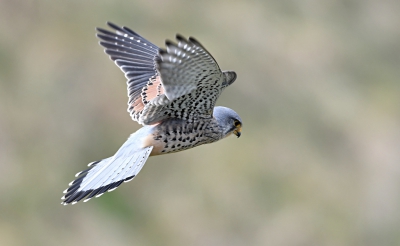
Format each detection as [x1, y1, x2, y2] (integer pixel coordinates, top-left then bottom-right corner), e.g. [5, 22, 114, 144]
[1, 0, 400, 245]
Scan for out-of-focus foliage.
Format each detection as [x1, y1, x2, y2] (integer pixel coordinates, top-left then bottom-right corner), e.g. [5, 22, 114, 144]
[1, 0, 400, 245]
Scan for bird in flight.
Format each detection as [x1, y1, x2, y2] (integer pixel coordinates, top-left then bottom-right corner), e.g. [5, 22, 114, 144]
[61, 22, 242, 205]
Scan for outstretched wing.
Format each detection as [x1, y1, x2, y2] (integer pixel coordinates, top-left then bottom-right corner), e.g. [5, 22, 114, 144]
[96, 22, 160, 123]
[156, 35, 223, 101]
[97, 23, 237, 125]
[137, 36, 237, 124]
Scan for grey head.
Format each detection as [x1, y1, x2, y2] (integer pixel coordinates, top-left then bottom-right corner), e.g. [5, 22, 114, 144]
[213, 106, 242, 138]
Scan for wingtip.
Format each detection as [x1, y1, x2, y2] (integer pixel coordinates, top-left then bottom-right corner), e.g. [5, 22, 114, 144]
[176, 34, 186, 41]
[165, 39, 175, 46]
[188, 36, 201, 46]
[188, 36, 197, 42]
[107, 21, 118, 29]
[158, 48, 167, 55]
[122, 26, 139, 36]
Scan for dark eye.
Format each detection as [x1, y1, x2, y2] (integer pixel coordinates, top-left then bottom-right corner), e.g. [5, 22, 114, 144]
[234, 120, 241, 127]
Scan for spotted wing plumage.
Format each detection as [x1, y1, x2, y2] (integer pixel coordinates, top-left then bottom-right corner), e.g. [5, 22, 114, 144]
[137, 35, 237, 124]
[156, 35, 222, 101]
[97, 23, 236, 125]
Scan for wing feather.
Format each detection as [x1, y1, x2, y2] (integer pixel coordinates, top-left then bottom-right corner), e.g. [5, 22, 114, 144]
[97, 22, 159, 123]
[155, 35, 223, 101]
[96, 23, 236, 125]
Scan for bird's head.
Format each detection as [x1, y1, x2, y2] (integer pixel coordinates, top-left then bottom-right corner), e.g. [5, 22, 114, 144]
[213, 106, 242, 138]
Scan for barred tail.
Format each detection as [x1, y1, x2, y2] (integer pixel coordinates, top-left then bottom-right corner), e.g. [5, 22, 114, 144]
[61, 145, 153, 205]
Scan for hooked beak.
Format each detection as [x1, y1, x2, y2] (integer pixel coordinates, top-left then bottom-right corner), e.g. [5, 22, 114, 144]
[233, 129, 241, 138]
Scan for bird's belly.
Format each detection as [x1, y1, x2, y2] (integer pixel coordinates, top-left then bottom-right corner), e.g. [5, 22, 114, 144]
[141, 118, 220, 156]
[145, 133, 212, 156]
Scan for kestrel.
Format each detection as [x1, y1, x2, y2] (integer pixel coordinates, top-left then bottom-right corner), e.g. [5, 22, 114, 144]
[61, 22, 242, 205]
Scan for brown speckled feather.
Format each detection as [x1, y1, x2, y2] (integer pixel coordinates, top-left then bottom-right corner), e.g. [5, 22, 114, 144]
[147, 117, 222, 156]
[96, 22, 237, 125]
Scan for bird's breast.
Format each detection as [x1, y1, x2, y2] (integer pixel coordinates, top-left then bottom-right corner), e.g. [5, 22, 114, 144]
[143, 118, 221, 156]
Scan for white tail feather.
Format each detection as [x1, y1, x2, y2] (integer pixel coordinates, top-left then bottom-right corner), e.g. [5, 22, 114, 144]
[61, 126, 155, 205]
